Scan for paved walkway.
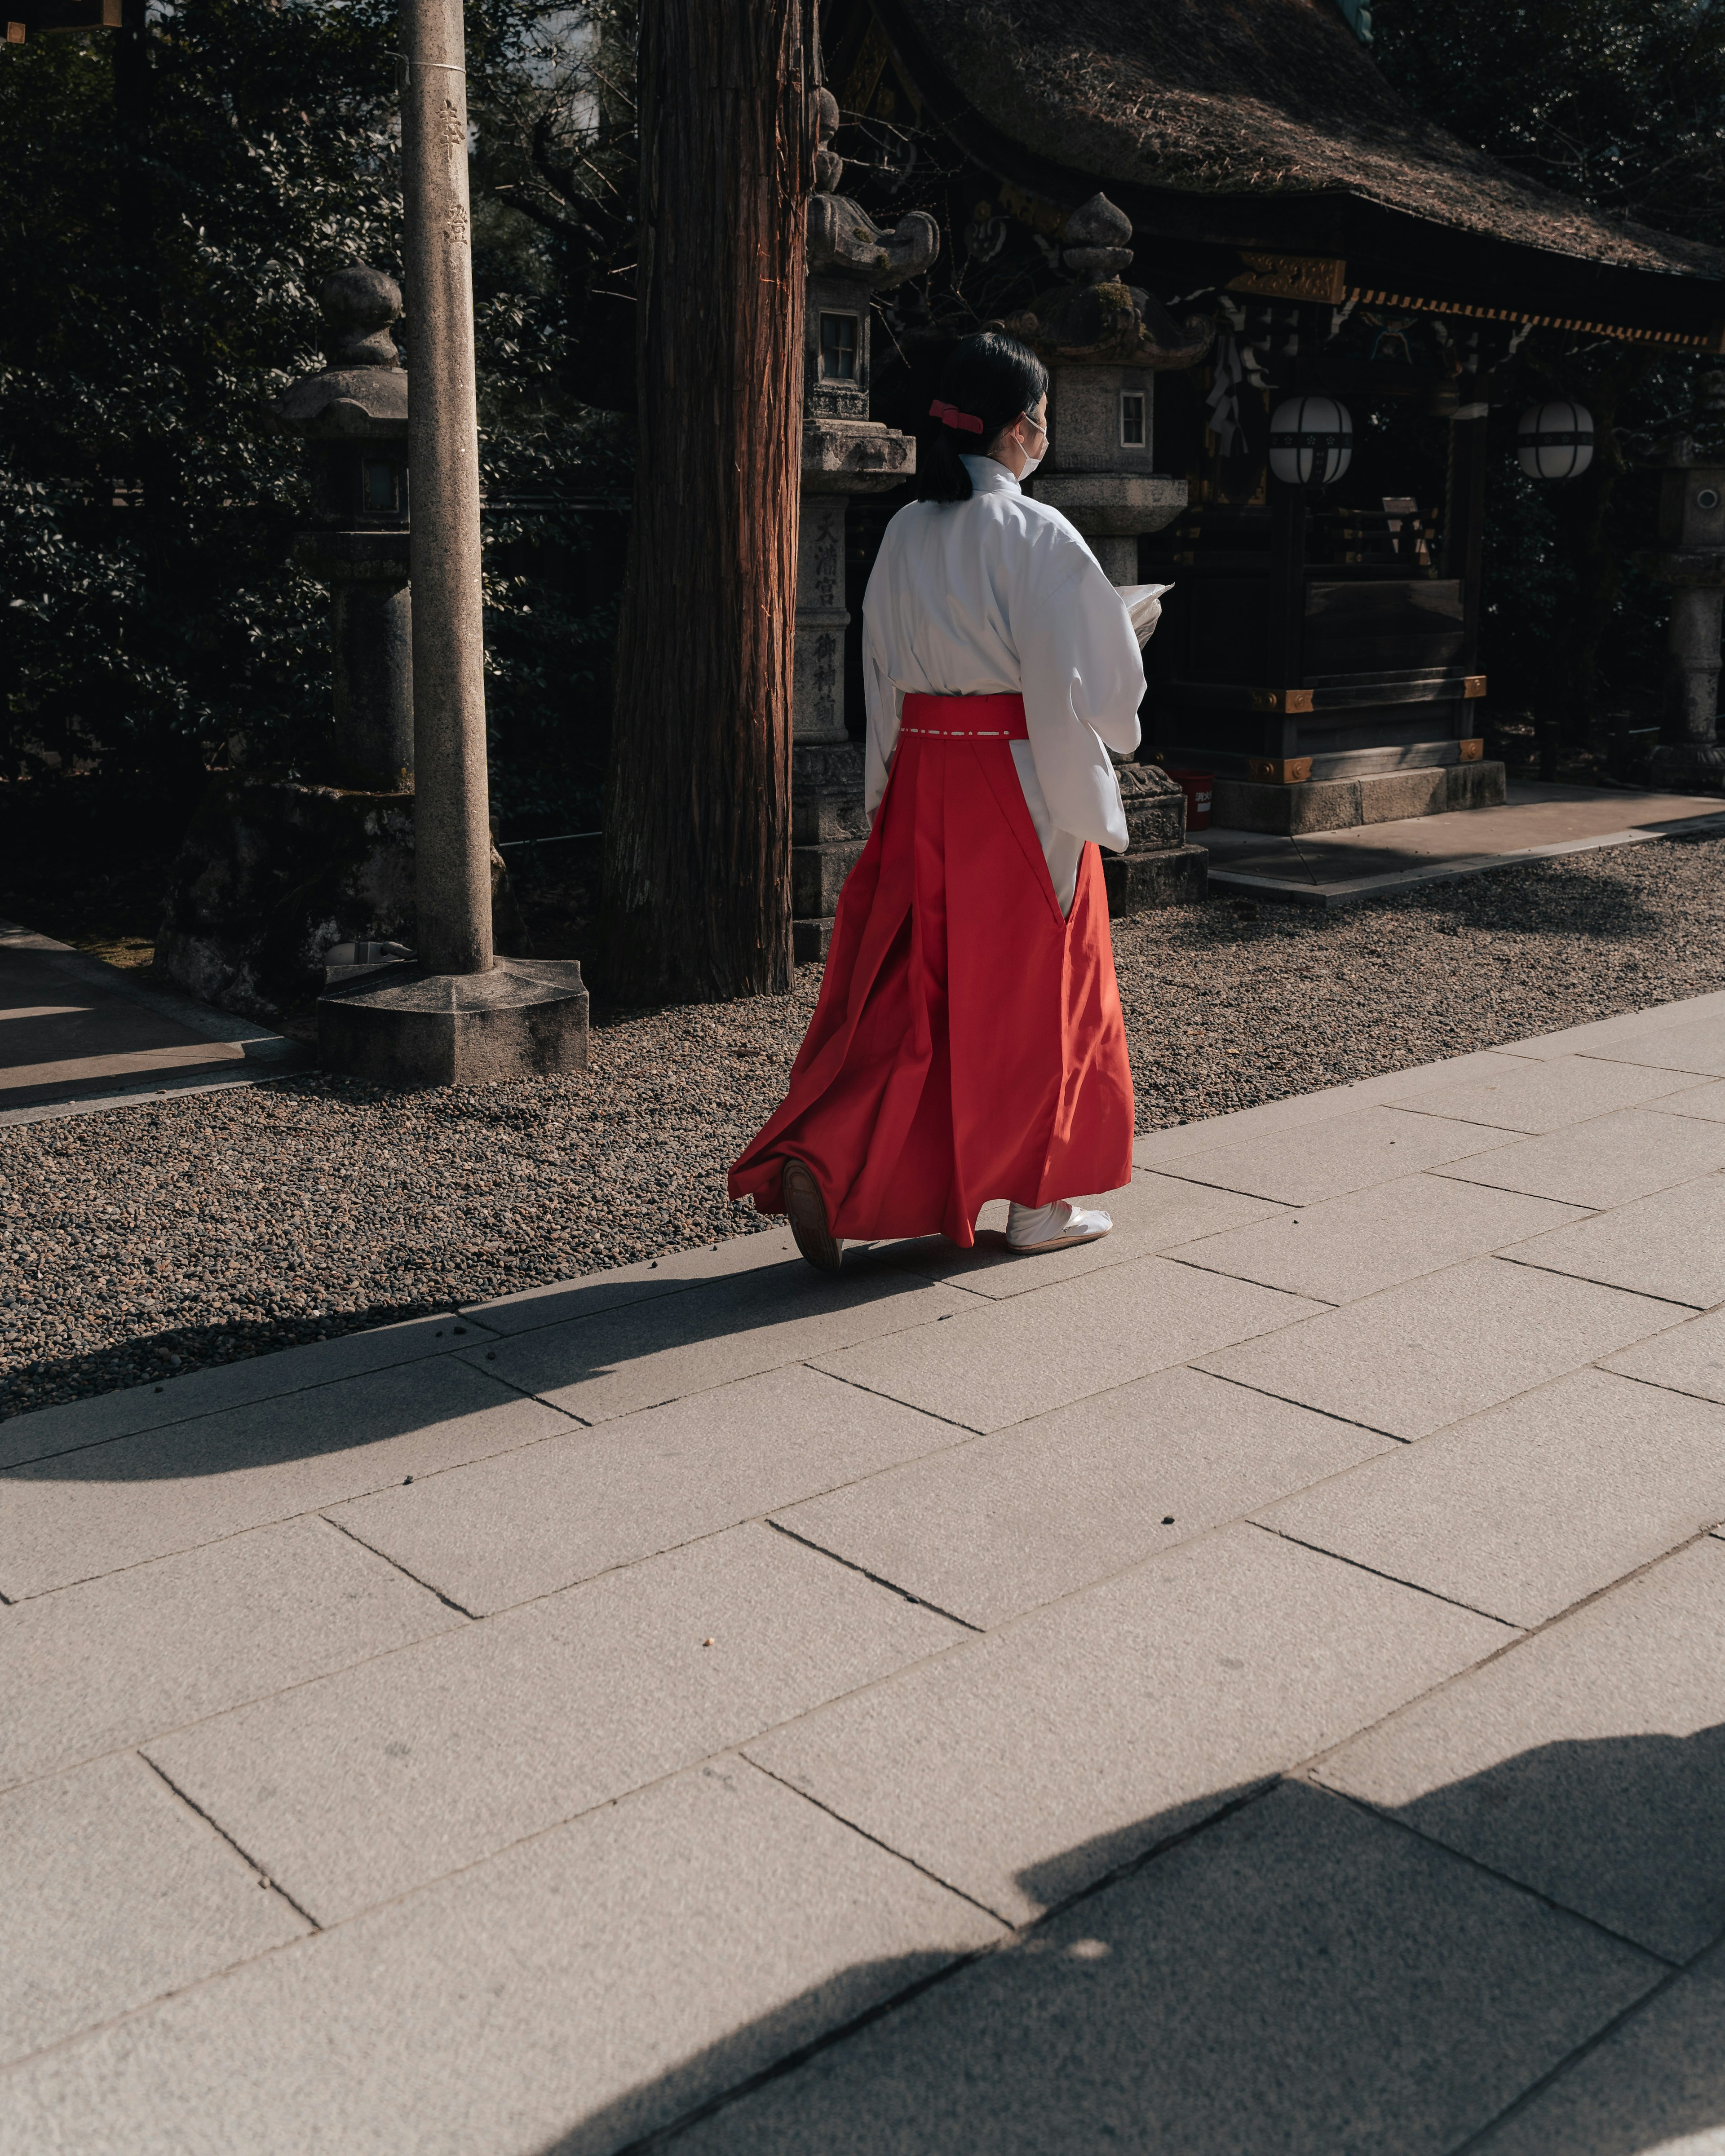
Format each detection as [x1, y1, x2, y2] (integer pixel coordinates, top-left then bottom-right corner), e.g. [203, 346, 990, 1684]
[0, 920, 304, 1123]
[1206, 777, 1725, 904]
[9, 994, 1725, 2152]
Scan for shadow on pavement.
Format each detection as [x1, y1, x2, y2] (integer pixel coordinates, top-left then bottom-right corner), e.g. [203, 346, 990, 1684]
[1, 1245, 922, 1476]
[539, 1748, 1725, 2156]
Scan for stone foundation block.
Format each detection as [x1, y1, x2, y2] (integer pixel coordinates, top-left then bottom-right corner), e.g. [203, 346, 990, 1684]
[1359, 767, 1449, 824]
[1118, 763, 1188, 853]
[792, 839, 868, 920]
[793, 918, 835, 966]
[1214, 762, 1507, 836]
[317, 956, 588, 1088]
[156, 774, 526, 1026]
[1446, 760, 1509, 811]
[792, 743, 869, 845]
[1103, 843, 1208, 914]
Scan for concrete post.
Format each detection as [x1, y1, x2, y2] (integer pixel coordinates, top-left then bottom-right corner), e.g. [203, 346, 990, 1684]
[399, 0, 492, 976]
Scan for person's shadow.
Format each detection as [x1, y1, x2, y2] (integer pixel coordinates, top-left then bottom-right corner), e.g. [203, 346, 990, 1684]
[534, 1731, 1725, 2156]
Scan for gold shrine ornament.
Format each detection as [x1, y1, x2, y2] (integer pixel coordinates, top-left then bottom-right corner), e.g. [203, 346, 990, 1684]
[1227, 253, 1349, 306]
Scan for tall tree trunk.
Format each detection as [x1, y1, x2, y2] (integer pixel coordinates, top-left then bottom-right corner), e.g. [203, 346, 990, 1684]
[599, 0, 813, 1002]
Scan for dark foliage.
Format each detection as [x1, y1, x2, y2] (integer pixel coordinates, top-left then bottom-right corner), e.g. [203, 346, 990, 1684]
[0, 0, 629, 843]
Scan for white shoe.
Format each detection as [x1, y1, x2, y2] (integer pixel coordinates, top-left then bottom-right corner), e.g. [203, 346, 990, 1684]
[1006, 1198, 1112, 1254]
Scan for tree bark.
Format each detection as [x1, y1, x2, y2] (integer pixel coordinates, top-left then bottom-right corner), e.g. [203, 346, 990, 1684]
[599, 0, 813, 1002]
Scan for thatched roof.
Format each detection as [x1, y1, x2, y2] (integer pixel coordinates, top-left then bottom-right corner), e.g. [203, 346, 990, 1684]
[870, 0, 1725, 336]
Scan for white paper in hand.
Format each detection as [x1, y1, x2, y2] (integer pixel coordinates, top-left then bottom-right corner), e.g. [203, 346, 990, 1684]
[1118, 582, 1173, 646]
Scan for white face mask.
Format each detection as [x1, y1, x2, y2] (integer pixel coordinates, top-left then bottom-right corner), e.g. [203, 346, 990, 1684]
[1014, 409, 1047, 481]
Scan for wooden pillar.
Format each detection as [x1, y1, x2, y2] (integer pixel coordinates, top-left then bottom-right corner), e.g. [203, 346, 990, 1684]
[1445, 384, 1490, 675]
[1265, 480, 1307, 758]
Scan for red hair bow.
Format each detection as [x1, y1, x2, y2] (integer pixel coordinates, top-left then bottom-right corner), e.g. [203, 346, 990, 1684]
[929, 399, 985, 434]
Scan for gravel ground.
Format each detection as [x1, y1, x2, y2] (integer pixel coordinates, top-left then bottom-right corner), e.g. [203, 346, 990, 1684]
[6, 832, 1725, 1420]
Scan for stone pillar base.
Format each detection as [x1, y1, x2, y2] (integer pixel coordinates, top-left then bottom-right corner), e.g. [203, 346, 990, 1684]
[1648, 742, 1725, 792]
[793, 917, 836, 966]
[318, 956, 588, 1087]
[792, 741, 869, 963]
[1104, 844, 1208, 912]
[1212, 761, 1507, 835]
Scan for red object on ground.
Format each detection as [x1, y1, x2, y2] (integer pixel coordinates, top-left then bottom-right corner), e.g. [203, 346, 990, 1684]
[729, 691, 1135, 1248]
[1163, 766, 1213, 831]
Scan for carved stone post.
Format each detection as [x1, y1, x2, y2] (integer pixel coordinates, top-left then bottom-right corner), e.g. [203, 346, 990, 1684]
[791, 91, 938, 961]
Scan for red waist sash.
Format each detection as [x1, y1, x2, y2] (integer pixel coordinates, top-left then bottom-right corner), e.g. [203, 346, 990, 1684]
[900, 691, 1027, 740]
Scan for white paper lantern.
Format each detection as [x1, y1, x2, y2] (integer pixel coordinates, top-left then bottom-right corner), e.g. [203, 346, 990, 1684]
[1517, 401, 1594, 480]
[1267, 396, 1353, 487]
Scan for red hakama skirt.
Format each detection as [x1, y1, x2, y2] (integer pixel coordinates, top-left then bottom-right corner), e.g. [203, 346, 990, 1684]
[729, 691, 1135, 1248]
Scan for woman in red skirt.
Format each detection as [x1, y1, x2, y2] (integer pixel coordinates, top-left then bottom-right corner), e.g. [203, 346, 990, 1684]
[730, 330, 1150, 1270]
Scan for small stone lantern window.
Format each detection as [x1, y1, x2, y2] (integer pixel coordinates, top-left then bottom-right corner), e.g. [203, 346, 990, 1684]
[1120, 390, 1146, 447]
[819, 312, 859, 381]
[363, 458, 402, 517]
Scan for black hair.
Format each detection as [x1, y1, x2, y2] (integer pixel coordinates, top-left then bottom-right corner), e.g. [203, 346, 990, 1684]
[916, 331, 1049, 504]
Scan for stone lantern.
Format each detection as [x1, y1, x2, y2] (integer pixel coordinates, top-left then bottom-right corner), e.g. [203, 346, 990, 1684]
[1023, 195, 1208, 581]
[270, 264, 414, 791]
[155, 256, 526, 1024]
[791, 91, 939, 961]
[1002, 195, 1215, 910]
[1642, 370, 1725, 789]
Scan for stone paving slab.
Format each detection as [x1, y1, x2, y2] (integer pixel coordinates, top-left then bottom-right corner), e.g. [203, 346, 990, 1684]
[1173, 1171, 1585, 1303]
[460, 1229, 801, 1335]
[883, 1172, 1282, 1299]
[814, 1257, 1323, 1434]
[465, 1258, 975, 1426]
[1654, 1075, 1725, 1122]
[0, 1759, 1004, 2156]
[1128, 1047, 1534, 1174]
[1200, 781, 1725, 907]
[144, 1523, 963, 1926]
[677, 1781, 1659, 2156]
[1389, 1052, 1695, 1133]
[1, 1515, 458, 1791]
[0, 1356, 567, 1600]
[1502, 1173, 1725, 1307]
[1317, 1536, 1725, 1962]
[1469, 1942, 1725, 2155]
[1606, 1304, 1725, 1405]
[0, 1310, 502, 1473]
[0, 918, 306, 1118]
[1145, 1100, 1513, 1206]
[15, 985, 1725, 2150]
[328, 1364, 965, 1616]
[1, 1750, 306, 2069]
[1431, 1104, 1725, 1210]
[1486, 986, 1725, 1062]
[1581, 1012, 1725, 1078]
[773, 1368, 1391, 1627]
[747, 1523, 1505, 1925]
[1199, 1254, 1677, 1440]
[1256, 1369, 1725, 1627]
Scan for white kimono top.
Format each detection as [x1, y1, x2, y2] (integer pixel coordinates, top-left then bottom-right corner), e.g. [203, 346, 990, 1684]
[861, 453, 1146, 913]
